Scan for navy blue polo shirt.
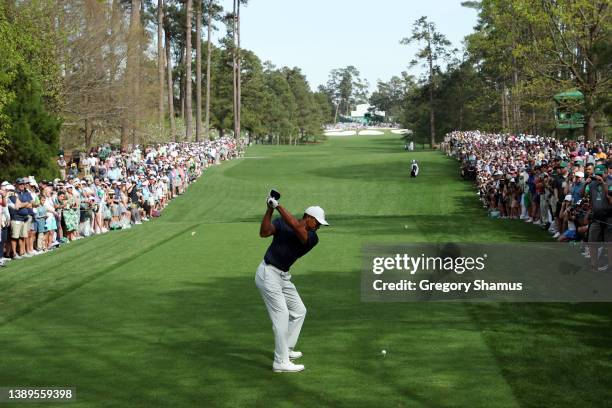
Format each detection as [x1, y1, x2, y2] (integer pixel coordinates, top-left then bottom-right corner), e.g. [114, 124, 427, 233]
[264, 218, 318, 272]
[9, 191, 33, 221]
[17, 190, 34, 218]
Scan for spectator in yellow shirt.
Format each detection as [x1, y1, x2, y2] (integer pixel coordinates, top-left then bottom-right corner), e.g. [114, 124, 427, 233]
[595, 147, 607, 160]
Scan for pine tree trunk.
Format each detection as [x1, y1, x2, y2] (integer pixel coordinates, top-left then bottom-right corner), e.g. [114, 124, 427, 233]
[205, 3, 212, 140]
[236, 0, 241, 139]
[124, 0, 141, 149]
[504, 86, 510, 132]
[584, 114, 595, 141]
[109, 0, 121, 134]
[165, 30, 177, 142]
[195, 0, 202, 142]
[501, 85, 507, 131]
[157, 0, 165, 131]
[85, 111, 95, 151]
[180, 46, 185, 120]
[57, 0, 65, 78]
[185, 0, 193, 141]
[232, 0, 238, 139]
[511, 57, 521, 133]
[428, 49, 435, 146]
[583, 91, 596, 141]
[134, 0, 145, 145]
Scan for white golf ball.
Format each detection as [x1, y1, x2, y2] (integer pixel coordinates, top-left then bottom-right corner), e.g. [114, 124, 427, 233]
[191, 231, 196, 236]
[404, 225, 408, 229]
[382, 350, 387, 355]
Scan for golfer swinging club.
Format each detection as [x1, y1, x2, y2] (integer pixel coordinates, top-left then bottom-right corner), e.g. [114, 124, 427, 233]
[256, 190, 329, 372]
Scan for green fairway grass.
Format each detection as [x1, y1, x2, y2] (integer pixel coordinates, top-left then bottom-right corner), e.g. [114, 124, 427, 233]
[1, 133, 611, 407]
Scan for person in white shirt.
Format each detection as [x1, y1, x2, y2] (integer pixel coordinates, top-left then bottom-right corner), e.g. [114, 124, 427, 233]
[85, 154, 98, 177]
[410, 160, 420, 178]
[0, 186, 9, 265]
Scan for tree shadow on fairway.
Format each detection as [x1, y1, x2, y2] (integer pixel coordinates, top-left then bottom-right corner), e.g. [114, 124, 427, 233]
[320, 214, 547, 242]
[465, 302, 612, 408]
[306, 152, 462, 183]
[451, 191, 552, 241]
[307, 160, 414, 182]
[164, 272, 479, 406]
[5, 263, 610, 407]
[0, 283, 351, 407]
[145, 271, 519, 407]
[338, 145, 409, 154]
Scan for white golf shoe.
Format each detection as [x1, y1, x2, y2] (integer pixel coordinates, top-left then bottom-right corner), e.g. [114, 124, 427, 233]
[272, 360, 304, 373]
[288, 350, 303, 360]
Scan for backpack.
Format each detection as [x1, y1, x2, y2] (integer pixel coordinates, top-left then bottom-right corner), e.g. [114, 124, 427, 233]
[590, 182, 611, 220]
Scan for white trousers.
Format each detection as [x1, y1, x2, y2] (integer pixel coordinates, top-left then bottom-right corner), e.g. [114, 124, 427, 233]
[255, 261, 306, 364]
[520, 193, 528, 219]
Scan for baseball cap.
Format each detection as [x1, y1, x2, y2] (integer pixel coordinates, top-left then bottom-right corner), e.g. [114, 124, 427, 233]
[575, 171, 584, 178]
[564, 194, 572, 202]
[304, 206, 329, 226]
[595, 164, 606, 175]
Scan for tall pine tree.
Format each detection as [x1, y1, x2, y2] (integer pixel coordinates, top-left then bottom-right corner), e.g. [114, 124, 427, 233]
[0, 68, 61, 181]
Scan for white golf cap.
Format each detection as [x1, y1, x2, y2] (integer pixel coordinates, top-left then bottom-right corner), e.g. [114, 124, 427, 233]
[564, 194, 572, 202]
[304, 206, 329, 226]
[575, 171, 584, 178]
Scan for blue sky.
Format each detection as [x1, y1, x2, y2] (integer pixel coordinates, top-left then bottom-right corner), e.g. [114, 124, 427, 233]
[216, 0, 479, 91]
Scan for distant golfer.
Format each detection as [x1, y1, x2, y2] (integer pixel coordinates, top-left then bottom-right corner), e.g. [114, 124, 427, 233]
[256, 190, 329, 373]
[411, 159, 419, 178]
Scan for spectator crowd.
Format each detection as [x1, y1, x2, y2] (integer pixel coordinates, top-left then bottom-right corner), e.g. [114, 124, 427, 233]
[443, 130, 612, 271]
[0, 137, 245, 267]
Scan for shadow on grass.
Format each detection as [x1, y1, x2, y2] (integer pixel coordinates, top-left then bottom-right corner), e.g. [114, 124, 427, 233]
[307, 160, 414, 182]
[306, 152, 463, 183]
[232, 211, 550, 243]
[3, 262, 611, 407]
[0, 268, 476, 407]
[466, 302, 612, 408]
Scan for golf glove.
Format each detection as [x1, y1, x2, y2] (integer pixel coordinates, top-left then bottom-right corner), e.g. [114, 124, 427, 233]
[266, 196, 279, 209]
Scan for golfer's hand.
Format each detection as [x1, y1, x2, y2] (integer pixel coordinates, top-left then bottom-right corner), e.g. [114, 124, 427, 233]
[266, 196, 279, 209]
